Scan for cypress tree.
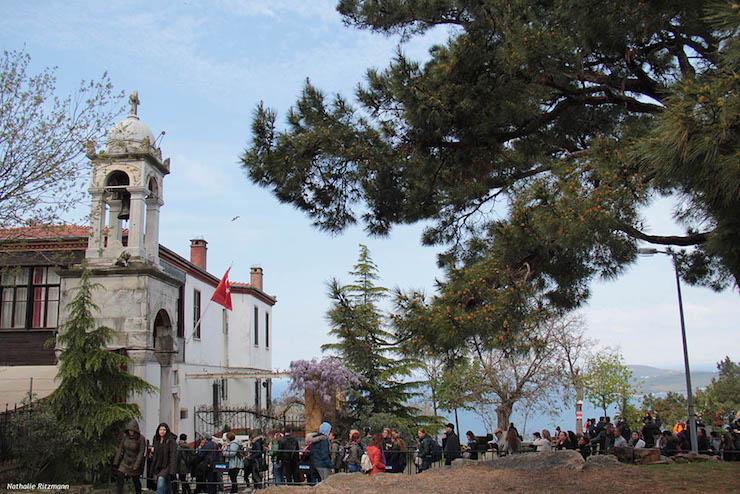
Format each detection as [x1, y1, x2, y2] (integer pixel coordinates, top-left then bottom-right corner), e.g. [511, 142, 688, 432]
[323, 244, 420, 419]
[48, 268, 155, 470]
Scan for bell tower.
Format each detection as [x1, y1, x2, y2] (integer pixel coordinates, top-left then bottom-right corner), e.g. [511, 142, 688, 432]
[85, 91, 170, 266]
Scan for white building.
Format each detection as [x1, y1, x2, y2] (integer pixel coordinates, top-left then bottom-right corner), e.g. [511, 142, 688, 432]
[0, 93, 277, 439]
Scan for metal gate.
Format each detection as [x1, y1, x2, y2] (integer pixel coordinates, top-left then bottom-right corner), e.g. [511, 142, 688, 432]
[193, 405, 303, 439]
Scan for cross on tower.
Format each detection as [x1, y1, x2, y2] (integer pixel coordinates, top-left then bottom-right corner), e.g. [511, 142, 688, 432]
[129, 90, 140, 117]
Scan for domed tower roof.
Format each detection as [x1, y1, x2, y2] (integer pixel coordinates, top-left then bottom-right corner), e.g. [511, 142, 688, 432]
[106, 91, 157, 153]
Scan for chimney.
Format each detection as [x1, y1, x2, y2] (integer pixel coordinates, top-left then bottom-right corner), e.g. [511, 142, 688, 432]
[250, 266, 263, 291]
[190, 238, 208, 270]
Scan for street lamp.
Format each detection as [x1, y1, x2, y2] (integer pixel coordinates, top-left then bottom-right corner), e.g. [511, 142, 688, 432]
[637, 247, 698, 454]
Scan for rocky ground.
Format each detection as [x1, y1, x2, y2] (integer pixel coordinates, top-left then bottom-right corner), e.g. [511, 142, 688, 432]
[263, 452, 740, 494]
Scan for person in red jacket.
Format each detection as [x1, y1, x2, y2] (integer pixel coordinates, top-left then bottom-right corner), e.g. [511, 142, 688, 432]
[366, 434, 386, 476]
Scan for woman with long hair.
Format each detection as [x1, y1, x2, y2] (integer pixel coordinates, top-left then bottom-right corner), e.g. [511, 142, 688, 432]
[150, 423, 177, 494]
[366, 434, 386, 475]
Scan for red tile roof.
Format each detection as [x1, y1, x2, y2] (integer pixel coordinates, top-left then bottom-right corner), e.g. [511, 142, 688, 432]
[230, 281, 253, 288]
[0, 225, 90, 240]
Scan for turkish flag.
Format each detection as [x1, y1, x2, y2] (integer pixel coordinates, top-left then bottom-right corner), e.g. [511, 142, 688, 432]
[211, 268, 232, 310]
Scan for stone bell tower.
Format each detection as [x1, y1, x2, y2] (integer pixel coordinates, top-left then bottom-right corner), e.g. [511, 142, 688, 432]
[85, 91, 170, 266]
[62, 92, 182, 432]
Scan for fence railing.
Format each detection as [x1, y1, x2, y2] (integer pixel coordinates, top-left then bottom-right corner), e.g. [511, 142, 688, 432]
[193, 407, 304, 440]
[0, 402, 38, 462]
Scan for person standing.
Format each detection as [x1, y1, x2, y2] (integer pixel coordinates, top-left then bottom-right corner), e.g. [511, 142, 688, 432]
[269, 432, 285, 485]
[328, 431, 342, 473]
[245, 433, 266, 490]
[416, 429, 434, 472]
[307, 422, 333, 482]
[150, 423, 177, 494]
[222, 433, 243, 494]
[113, 420, 147, 494]
[193, 435, 217, 494]
[176, 434, 193, 494]
[345, 430, 364, 473]
[366, 435, 386, 476]
[443, 423, 461, 466]
[277, 433, 299, 484]
[390, 430, 407, 473]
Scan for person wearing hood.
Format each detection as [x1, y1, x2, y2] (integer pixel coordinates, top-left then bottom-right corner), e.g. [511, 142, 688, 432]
[307, 422, 333, 481]
[150, 423, 177, 494]
[114, 420, 147, 494]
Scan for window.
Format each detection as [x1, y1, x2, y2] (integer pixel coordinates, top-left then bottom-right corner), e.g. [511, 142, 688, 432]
[253, 306, 259, 346]
[265, 312, 269, 348]
[254, 379, 261, 409]
[1, 267, 60, 330]
[173, 370, 179, 386]
[222, 308, 228, 334]
[176, 286, 184, 338]
[193, 289, 201, 339]
[221, 378, 228, 401]
[180, 408, 188, 420]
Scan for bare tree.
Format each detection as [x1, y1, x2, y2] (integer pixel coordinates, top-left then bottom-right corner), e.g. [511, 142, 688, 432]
[550, 314, 592, 433]
[0, 50, 123, 227]
[464, 319, 568, 431]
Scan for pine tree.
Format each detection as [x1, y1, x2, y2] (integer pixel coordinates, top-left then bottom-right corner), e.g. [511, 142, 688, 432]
[322, 244, 420, 419]
[48, 268, 155, 470]
[243, 0, 739, 320]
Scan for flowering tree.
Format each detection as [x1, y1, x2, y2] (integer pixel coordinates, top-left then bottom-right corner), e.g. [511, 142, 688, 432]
[288, 357, 362, 432]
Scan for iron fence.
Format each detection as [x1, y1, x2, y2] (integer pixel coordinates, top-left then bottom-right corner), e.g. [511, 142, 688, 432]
[193, 407, 303, 439]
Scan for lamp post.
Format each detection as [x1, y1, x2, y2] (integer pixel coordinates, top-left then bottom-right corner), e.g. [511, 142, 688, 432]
[638, 247, 698, 454]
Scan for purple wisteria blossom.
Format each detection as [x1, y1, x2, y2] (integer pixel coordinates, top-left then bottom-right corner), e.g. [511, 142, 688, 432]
[288, 357, 363, 406]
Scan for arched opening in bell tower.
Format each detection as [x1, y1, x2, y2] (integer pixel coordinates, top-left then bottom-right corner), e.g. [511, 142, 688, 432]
[104, 170, 131, 248]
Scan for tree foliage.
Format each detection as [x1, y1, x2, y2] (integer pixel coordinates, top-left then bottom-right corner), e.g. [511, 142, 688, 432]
[700, 356, 740, 423]
[0, 50, 123, 227]
[48, 268, 155, 470]
[6, 402, 80, 482]
[243, 1, 739, 329]
[288, 356, 363, 405]
[322, 244, 421, 419]
[394, 289, 581, 429]
[583, 349, 636, 418]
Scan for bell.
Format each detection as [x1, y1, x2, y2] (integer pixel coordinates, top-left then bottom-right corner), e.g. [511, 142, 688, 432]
[118, 193, 131, 220]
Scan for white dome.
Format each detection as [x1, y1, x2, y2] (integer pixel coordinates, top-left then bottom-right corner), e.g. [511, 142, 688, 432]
[106, 115, 156, 153]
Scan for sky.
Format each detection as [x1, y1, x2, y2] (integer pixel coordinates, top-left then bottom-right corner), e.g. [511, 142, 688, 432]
[1, 0, 737, 377]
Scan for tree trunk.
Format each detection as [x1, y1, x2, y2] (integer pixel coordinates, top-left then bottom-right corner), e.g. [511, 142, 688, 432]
[304, 387, 322, 434]
[496, 402, 513, 431]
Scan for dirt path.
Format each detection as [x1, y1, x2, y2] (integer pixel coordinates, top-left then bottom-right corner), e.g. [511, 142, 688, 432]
[263, 462, 740, 493]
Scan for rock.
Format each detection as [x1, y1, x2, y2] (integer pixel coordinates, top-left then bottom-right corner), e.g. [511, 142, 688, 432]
[451, 458, 480, 468]
[634, 448, 662, 465]
[479, 451, 585, 471]
[611, 446, 634, 463]
[585, 454, 621, 468]
[672, 453, 716, 463]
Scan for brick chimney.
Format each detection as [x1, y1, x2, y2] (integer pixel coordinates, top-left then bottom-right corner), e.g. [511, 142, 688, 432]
[250, 266, 263, 291]
[190, 238, 208, 270]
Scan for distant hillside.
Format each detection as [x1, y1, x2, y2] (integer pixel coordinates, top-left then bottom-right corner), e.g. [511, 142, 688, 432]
[628, 365, 717, 395]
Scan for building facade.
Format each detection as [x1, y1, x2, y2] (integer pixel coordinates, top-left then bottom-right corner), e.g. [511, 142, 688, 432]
[0, 94, 276, 439]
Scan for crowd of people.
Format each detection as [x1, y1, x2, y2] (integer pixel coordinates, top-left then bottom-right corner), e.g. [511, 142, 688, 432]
[111, 412, 740, 493]
[500, 411, 740, 461]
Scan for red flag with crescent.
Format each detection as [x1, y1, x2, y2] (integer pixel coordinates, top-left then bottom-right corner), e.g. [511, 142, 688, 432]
[211, 267, 232, 310]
